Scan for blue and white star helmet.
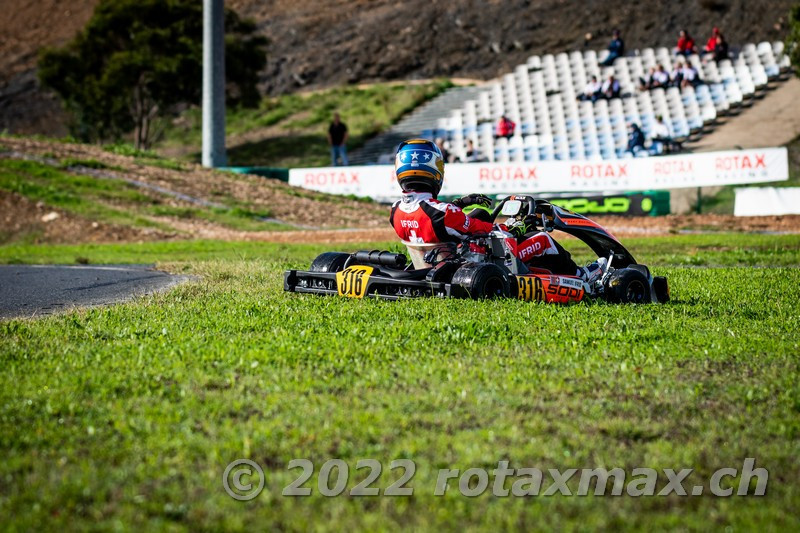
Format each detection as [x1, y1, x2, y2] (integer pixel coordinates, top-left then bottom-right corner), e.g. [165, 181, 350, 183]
[394, 139, 445, 195]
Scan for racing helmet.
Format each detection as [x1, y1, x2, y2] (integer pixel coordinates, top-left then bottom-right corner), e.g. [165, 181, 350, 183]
[394, 139, 445, 196]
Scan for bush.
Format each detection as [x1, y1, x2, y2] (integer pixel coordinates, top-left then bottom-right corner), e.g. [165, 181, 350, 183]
[39, 0, 267, 149]
[787, 3, 800, 76]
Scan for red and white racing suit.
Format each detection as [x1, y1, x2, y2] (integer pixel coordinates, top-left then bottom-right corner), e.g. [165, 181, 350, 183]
[390, 191, 494, 243]
[390, 192, 576, 273]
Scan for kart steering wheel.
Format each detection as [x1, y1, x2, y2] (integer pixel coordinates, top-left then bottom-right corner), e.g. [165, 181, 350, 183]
[489, 195, 537, 221]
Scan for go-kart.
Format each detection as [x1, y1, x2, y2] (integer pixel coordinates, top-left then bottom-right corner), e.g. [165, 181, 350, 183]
[284, 195, 669, 304]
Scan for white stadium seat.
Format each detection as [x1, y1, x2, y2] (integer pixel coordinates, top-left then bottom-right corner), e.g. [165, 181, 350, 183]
[412, 40, 791, 163]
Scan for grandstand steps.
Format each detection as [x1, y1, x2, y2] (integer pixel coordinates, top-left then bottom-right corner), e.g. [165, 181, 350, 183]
[348, 85, 485, 165]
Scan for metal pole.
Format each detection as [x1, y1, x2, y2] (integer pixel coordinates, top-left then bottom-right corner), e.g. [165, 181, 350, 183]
[696, 186, 702, 214]
[202, 0, 226, 167]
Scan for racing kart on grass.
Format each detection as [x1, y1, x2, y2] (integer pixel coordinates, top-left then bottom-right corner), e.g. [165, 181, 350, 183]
[284, 195, 669, 304]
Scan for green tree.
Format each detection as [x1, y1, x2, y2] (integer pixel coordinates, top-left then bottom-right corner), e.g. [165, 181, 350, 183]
[39, 0, 267, 149]
[788, 3, 800, 76]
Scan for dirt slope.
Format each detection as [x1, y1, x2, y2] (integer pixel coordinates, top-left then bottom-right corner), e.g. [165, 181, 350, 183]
[0, 136, 388, 244]
[1, 0, 795, 136]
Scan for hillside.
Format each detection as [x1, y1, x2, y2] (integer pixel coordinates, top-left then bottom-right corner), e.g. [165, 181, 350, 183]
[0, 135, 387, 245]
[1, 0, 796, 136]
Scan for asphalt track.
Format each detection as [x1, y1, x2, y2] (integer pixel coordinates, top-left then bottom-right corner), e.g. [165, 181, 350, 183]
[0, 264, 190, 320]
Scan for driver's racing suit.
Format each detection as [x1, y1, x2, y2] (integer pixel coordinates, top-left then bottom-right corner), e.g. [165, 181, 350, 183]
[390, 191, 493, 243]
[390, 191, 578, 274]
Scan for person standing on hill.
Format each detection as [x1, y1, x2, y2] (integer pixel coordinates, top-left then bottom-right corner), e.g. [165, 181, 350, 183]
[328, 112, 349, 166]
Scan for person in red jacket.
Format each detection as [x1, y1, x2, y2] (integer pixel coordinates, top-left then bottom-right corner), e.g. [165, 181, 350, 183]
[389, 139, 604, 279]
[494, 115, 516, 139]
[675, 29, 696, 57]
[704, 27, 721, 54]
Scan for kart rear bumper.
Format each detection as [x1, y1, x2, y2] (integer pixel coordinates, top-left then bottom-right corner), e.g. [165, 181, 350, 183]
[284, 270, 465, 300]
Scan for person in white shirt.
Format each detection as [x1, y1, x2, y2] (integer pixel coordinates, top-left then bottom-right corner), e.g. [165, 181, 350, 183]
[578, 75, 602, 101]
[652, 64, 670, 88]
[669, 62, 684, 87]
[680, 64, 700, 88]
[601, 74, 621, 99]
[639, 67, 656, 91]
[651, 115, 674, 154]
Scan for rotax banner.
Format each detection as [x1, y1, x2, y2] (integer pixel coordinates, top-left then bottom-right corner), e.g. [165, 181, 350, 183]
[288, 147, 788, 202]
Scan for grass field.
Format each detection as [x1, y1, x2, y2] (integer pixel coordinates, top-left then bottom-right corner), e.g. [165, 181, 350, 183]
[1, 234, 799, 530]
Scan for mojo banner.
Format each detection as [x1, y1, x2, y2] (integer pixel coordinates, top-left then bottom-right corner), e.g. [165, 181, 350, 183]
[549, 191, 671, 216]
[289, 147, 788, 202]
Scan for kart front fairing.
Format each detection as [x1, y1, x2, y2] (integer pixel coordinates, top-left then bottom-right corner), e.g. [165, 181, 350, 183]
[537, 201, 636, 268]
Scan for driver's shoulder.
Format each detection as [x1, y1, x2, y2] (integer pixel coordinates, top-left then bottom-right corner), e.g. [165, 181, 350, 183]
[424, 198, 461, 214]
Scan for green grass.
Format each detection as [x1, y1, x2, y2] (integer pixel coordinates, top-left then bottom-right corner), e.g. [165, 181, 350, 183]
[0, 234, 799, 530]
[157, 80, 455, 167]
[0, 159, 291, 239]
[0, 158, 165, 230]
[1, 233, 798, 267]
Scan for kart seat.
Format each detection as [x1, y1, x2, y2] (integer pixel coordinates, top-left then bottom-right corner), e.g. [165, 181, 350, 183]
[402, 241, 455, 269]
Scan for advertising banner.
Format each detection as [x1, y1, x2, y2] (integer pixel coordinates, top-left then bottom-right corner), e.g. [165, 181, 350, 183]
[289, 147, 788, 202]
[734, 187, 800, 216]
[549, 191, 671, 216]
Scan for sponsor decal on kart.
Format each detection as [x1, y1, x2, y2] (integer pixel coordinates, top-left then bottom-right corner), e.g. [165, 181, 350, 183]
[555, 276, 584, 290]
[336, 266, 374, 299]
[516, 275, 585, 304]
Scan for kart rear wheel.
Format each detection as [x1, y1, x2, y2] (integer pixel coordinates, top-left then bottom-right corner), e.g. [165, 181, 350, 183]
[604, 268, 651, 304]
[452, 263, 511, 299]
[309, 252, 350, 273]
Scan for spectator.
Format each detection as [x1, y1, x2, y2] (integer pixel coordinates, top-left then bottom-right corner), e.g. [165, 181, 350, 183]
[675, 29, 697, 57]
[650, 115, 674, 154]
[712, 33, 729, 62]
[601, 74, 621, 99]
[495, 115, 516, 139]
[327, 112, 349, 166]
[435, 137, 453, 163]
[626, 123, 645, 156]
[578, 75, 602, 101]
[669, 62, 684, 87]
[652, 64, 670, 88]
[639, 67, 656, 91]
[600, 29, 625, 66]
[680, 62, 701, 88]
[703, 27, 721, 55]
[464, 139, 484, 162]
[639, 67, 657, 91]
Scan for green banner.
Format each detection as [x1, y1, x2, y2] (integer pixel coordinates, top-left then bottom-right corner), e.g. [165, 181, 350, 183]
[550, 191, 670, 216]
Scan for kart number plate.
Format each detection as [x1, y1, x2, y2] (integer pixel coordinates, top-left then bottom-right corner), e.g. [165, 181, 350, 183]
[515, 275, 545, 302]
[336, 266, 374, 298]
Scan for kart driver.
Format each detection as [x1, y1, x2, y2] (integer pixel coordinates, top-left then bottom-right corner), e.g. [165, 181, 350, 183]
[389, 138, 604, 280]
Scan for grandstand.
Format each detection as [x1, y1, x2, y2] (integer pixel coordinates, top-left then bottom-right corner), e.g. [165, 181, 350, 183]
[371, 42, 792, 164]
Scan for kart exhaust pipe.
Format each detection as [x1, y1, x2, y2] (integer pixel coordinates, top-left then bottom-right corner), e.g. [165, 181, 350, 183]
[353, 250, 407, 268]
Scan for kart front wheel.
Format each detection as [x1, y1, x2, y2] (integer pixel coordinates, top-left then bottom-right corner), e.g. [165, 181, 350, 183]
[452, 263, 511, 299]
[309, 252, 350, 273]
[604, 268, 652, 304]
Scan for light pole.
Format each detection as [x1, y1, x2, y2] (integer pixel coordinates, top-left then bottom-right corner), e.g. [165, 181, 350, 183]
[202, 0, 227, 167]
